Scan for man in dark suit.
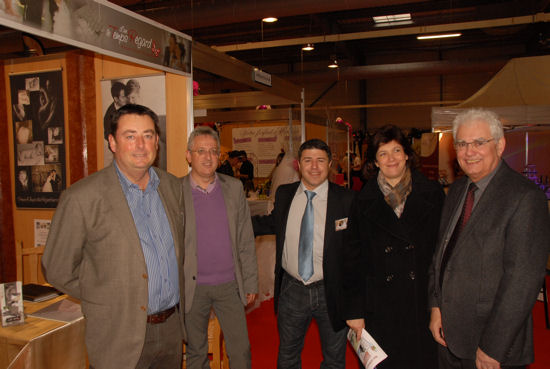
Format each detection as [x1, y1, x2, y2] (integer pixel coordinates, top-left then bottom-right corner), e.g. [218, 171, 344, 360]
[43, 104, 185, 369]
[253, 139, 356, 369]
[428, 108, 550, 369]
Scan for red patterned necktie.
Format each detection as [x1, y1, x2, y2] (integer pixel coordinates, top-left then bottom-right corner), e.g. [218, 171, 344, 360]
[440, 182, 477, 287]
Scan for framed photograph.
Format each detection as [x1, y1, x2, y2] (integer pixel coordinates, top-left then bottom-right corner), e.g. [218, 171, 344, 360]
[100, 75, 167, 169]
[10, 70, 66, 208]
[1, 282, 25, 327]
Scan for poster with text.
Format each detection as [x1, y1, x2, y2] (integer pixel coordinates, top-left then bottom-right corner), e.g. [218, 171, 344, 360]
[10, 70, 66, 208]
[100, 75, 167, 169]
[232, 126, 301, 178]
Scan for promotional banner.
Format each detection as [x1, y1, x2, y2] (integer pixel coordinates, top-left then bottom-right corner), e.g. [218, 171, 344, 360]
[0, 0, 191, 76]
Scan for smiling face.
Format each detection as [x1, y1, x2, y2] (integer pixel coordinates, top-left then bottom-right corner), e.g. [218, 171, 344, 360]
[455, 119, 505, 182]
[186, 134, 220, 185]
[375, 140, 408, 186]
[299, 148, 331, 190]
[108, 114, 158, 180]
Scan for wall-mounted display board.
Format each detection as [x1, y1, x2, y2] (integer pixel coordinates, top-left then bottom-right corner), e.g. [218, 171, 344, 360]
[9, 70, 66, 208]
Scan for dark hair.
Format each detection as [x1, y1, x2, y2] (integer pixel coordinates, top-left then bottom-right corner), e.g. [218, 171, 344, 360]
[228, 150, 240, 158]
[110, 104, 160, 137]
[110, 81, 125, 99]
[298, 139, 331, 160]
[363, 124, 418, 179]
[124, 79, 141, 97]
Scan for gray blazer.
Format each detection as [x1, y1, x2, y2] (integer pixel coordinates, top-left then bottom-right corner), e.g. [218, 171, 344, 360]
[428, 161, 550, 365]
[42, 165, 185, 369]
[182, 173, 258, 313]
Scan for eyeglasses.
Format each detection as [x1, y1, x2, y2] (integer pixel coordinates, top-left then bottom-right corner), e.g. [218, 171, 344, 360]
[189, 148, 220, 156]
[454, 138, 494, 151]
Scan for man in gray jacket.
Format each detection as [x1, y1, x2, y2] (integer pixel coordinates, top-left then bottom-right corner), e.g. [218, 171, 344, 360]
[429, 108, 550, 369]
[182, 126, 258, 369]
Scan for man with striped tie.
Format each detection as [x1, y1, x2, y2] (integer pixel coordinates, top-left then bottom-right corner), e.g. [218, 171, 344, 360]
[253, 139, 356, 369]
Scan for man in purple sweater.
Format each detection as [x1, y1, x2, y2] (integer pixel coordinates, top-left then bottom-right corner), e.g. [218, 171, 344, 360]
[182, 126, 258, 369]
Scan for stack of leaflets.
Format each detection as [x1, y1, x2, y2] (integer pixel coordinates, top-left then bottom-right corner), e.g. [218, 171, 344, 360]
[22, 283, 62, 302]
[347, 328, 388, 369]
[0, 281, 25, 327]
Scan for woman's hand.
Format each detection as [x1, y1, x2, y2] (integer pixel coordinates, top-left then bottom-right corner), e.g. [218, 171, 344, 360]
[346, 318, 365, 340]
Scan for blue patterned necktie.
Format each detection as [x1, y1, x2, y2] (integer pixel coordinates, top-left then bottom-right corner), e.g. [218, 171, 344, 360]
[299, 190, 316, 281]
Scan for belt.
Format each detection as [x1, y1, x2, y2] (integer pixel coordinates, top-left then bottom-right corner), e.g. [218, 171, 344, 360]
[147, 304, 178, 324]
[283, 271, 323, 288]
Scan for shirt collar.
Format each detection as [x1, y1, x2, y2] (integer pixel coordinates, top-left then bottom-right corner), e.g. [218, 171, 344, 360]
[190, 172, 218, 193]
[114, 161, 159, 193]
[298, 179, 329, 200]
[467, 160, 501, 192]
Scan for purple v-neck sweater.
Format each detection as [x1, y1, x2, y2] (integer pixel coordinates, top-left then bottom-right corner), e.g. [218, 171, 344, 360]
[191, 183, 235, 285]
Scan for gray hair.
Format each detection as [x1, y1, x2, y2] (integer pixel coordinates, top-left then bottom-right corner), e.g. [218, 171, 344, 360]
[452, 108, 504, 141]
[187, 126, 220, 150]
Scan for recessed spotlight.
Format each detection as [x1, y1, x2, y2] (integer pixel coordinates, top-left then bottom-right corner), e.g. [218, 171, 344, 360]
[302, 43, 314, 51]
[262, 17, 278, 23]
[328, 59, 338, 68]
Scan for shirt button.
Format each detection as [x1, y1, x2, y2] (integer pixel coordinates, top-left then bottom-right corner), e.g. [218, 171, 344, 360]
[140, 306, 147, 311]
[142, 274, 148, 279]
[409, 271, 416, 280]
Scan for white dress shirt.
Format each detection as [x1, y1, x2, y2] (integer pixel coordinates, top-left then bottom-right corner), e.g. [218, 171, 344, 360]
[282, 180, 328, 284]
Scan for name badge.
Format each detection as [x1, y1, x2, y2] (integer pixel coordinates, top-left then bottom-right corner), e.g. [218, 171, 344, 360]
[335, 217, 348, 231]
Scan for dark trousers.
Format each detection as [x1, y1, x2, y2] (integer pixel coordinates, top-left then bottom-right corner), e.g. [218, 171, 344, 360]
[438, 344, 526, 369]
[135, 308, 183, 369]
[277, 272, 347, 369]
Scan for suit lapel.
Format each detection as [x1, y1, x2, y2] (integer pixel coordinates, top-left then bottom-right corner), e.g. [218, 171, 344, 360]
[102, 166, 144, 259]
[182, 175, 197, 251]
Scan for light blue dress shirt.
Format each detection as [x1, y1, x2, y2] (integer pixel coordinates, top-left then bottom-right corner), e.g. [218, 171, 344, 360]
[115, 162, 179, 314]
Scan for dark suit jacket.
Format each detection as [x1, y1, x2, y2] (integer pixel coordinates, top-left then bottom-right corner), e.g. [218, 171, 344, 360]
[42, 165, 185, 369]
[428, 161, 550, 365]
[252, 181, 356, 331]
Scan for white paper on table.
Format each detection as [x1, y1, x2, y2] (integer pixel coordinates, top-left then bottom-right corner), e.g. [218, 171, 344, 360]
[347, 328, 388, 369]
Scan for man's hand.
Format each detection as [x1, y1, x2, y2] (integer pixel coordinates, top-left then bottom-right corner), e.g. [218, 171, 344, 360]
[429, 307, 447, 347]
[476, 348, 501, 369]
[346, 318, 365, 340]
[246, 293, 257, 306]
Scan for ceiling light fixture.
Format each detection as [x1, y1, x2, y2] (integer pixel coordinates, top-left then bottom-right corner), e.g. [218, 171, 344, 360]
[373, 13, 412, 27]
[302, 43, 314, 51]
[328, 58, 338, 68]
[417, 33, 462, 40]
[262, 17, 278, 23]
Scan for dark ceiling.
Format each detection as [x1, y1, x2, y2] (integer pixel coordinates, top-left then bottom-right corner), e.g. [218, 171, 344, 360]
[1, 0, 550, 98]
[111, 0, 550, 77]
[0, 0, 550, 105]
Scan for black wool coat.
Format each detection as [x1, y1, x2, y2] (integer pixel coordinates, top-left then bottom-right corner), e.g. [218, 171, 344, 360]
[346, 170, 444, 369]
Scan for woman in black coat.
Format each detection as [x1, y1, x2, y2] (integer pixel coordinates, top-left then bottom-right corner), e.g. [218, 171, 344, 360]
[345, 125, 444, 369]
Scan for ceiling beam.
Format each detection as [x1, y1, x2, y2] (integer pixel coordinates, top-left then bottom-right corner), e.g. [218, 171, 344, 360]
[192, 42, 302, 103]
[213, 12, 550, 51]
[194, 91, 297, 109]
[281, 59, 508, 83]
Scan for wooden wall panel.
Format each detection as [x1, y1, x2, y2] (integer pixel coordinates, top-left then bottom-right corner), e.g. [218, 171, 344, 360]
[0, 62, 16, 282]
